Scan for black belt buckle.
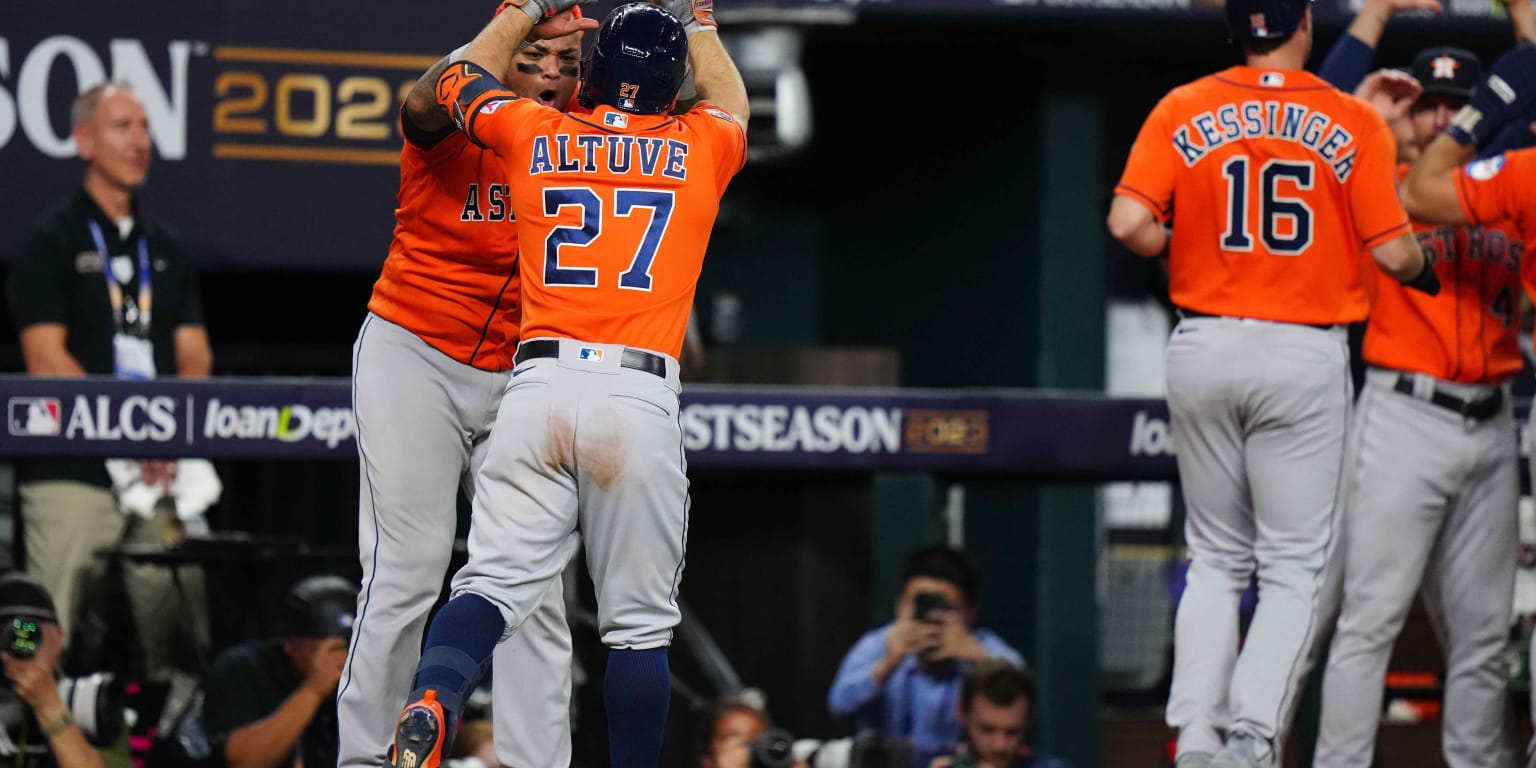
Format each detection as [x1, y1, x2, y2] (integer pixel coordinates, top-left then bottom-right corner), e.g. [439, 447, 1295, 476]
[513, 339, 666, 379]
[1392, 374, 1503, 421]
[1458, 388, 1503, 421]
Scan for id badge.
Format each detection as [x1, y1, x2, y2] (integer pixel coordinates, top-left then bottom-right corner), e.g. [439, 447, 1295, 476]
[113, 334, 157, 380]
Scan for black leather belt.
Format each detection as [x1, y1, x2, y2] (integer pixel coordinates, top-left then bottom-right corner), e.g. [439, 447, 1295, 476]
[1392, 374, 1504, 421]
[513, 339, 667, 379]
[1177, 308, 1335, 332]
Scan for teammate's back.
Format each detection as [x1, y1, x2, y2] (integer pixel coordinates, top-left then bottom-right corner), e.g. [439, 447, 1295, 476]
[1117, 67, 1408, 324]
[1106, 2, 1430, 766]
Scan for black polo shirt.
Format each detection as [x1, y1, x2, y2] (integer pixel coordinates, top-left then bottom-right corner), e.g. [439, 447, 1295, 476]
[7, 188, 204, 487]
[202, 640, 339, 768]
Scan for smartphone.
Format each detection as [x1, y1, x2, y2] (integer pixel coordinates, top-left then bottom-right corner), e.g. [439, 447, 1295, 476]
[912, 590, 952, 624]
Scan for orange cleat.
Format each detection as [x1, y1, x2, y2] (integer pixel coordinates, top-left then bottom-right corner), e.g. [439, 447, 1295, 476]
[388, 690, 446, 768]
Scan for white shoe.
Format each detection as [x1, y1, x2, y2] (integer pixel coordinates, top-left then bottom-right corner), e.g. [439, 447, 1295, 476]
[1210, 732, 1274, 768]
[1175, 751, 1214, 768]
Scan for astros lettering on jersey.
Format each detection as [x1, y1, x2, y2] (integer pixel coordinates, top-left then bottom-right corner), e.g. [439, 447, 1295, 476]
[1363, 167, 1525, 384]
[368, 109, 522, 371]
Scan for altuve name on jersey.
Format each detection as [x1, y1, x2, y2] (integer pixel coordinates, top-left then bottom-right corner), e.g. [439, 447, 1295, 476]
[1172, 101, 1358, 182]
[528, 134, 690, 180]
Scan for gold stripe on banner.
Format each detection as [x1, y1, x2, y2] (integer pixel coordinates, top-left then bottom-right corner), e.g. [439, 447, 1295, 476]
[213, 143, 400, 166]
[213, 46, 438, 70]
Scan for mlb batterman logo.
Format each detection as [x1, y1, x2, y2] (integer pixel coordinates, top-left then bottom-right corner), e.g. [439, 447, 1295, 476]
[579, 347, 605, 362]
[8, 398, 62, 437]
[604, 112, 629, 129]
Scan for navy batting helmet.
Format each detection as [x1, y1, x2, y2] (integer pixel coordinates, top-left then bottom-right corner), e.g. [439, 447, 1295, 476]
[279, 575, 357, 639]
[577, 3, 689, 115]
[1225, 0, 1311, 43]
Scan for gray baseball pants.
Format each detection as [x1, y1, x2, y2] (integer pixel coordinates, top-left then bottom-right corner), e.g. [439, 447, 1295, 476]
[338, 314, 574, 768]
[1316, 367, 1517, 768]
[1164, 317, 1349, 760]
[452, 338, 689, 652]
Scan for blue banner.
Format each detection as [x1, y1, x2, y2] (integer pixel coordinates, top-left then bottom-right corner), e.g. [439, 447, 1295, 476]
[0, 376, 1183, 478]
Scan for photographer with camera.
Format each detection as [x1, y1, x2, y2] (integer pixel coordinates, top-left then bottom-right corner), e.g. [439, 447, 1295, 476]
[696, 694, 805, 768]
[828, 547, 1022, 768]
[0, 572, 111, 768]
[929, 660, 1068, 768]
[202, 575, 355, 768]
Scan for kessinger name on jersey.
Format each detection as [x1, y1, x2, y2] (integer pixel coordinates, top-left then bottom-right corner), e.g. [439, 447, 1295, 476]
[1171, 100, 1360, 181]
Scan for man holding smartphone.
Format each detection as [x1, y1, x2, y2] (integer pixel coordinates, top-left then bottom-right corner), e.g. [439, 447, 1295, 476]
[829, 547, 1023, 768]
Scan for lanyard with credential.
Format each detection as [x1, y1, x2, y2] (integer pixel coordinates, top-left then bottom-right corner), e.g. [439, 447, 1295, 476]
[88, 220, 152, 334]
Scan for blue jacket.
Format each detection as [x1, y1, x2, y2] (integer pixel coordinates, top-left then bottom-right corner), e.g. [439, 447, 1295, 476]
[827, 623, 1023, 768]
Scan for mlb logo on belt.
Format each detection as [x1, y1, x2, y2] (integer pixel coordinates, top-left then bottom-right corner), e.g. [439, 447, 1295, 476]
[579, 347, 605, 362]
[8, 397, 61, 437]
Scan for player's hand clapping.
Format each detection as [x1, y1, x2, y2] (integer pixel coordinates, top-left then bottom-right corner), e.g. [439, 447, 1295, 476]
[527, 8, 600, 40]
[1355, 68, 1423, 160]
[1361, 0, 1443, 18]
[650, 0, 716, 34]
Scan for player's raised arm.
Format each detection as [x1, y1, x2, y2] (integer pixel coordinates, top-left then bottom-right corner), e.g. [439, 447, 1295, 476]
[434, 0, 594, 143]
[655, 0, 749, 125]
[1400, 134, 1475, 224]
[1405, 42, 1536, 221]
[406, 10, 591, 139]
[1508, 0, 1536, 44]
[405, 57, 456, 137]
[1320, 0, 1442, 91]
[1105, 196, 1166, 258]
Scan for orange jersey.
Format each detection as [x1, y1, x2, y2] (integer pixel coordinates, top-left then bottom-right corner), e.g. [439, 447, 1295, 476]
[1455, 148, 1536, 247]
[1116, 66, 1410, 325]
[368, 110, 521, 371]
[440, 73, 746, 359]
[1364, 168, 1524, 383]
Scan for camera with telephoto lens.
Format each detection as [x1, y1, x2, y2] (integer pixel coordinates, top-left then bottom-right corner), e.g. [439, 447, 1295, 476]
[0, 573, 124, 754]
[750, 727, 795, 768]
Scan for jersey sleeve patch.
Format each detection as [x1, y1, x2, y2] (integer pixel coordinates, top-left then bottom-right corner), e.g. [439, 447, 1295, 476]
[703, 107, 735, 123]
[1465, 155, 1506, 181]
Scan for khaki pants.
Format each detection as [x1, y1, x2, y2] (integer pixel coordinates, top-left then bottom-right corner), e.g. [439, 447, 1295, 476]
[20, 480, 210, 679]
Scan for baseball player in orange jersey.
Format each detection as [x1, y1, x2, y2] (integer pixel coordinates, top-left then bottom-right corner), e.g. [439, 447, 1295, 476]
[380, 2, 748, 768]
[337, 6, 593, 767]
[1107, 2, 1436, 766]
[1316, 45, 1529, 768]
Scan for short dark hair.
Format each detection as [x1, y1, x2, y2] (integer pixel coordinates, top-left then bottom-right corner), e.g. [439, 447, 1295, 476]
[960, 658, 1033, 714]
[1241, 34, 1291, 57]
[900, 546, 979, 605]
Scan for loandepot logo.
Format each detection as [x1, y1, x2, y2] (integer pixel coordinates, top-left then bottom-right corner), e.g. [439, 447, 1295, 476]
[203, 399, 355, 449]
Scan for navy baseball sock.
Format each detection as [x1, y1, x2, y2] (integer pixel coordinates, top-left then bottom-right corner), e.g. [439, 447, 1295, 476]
[604, 647, 670, 768]
[408, 593, 504, 742]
